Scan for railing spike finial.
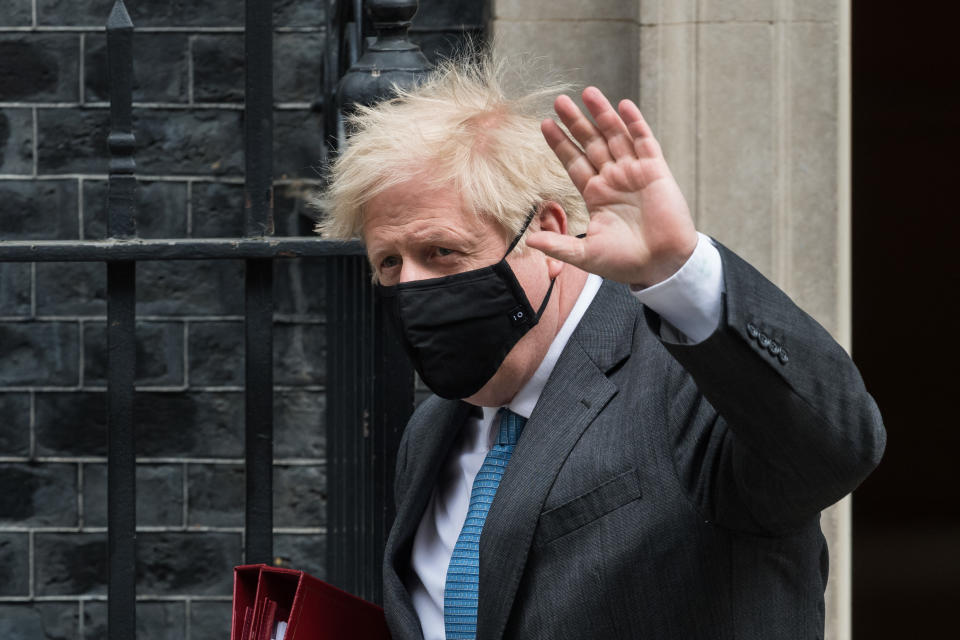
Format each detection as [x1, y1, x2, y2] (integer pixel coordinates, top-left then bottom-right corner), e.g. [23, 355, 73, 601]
[107, 0, 137, 239]
[107, 0, 134, 31]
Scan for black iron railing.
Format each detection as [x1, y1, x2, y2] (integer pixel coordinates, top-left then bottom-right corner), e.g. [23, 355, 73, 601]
[0, 0, 429, 636]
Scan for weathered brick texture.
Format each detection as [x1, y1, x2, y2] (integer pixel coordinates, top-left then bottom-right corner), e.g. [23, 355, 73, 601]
[0, 1, 483, 638]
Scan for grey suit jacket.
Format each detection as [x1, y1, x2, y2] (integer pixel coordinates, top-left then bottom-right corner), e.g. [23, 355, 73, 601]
[382, 242, 885, 640]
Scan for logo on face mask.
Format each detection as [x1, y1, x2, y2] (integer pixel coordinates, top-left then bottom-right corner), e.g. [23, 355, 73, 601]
[376, 208, 555, 399]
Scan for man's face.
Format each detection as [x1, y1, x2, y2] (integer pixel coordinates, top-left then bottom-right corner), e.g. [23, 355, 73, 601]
[362, 181, 559, 406]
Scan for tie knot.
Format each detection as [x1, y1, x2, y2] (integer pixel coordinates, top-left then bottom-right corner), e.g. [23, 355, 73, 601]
[496, 409, 527, 446]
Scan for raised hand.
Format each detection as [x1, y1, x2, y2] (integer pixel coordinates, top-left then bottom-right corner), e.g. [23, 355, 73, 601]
[527, 87, 699, 288]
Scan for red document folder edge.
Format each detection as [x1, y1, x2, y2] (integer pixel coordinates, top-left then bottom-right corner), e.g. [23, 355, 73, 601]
[232, 564, 391, 640]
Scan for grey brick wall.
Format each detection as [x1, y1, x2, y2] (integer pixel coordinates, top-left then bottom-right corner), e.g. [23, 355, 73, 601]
[0, 1, 483, 638]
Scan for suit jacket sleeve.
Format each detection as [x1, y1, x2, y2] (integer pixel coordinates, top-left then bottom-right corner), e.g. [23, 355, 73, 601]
[644, 240, 886, 534]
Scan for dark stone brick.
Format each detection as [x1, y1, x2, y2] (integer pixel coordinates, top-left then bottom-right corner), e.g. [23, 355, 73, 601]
[0, 603, 79, 640]
[275, 33, 324, 103]
[84, 33, 189, 103]
[37, 109, 244, 176]
[136, 532, 241, 595]
[274, 258, 327, 316]
[35, 391, 244, 457]
[0, 180, 79, 239]
[0, 321, 79, 386]
[83, 463, 183, 527]
[0, 108, 33, 174]
[188, 601, 232, 640]
[83, 321, 184, 387]
[414, 0, 486, 30]
[187, 320, 242, 386]
[35, 532, 106, 595]
[274, 0, 325, 28]
[38, 0, 242, 28]
[274, 323, 325, 386]
[83, 601, 185, 640]
[0, 1, 33, 27]
[137, 260, 244, 315]
[274, 464, 325, 527]
[135, 391, 244, 457]
[0, 533, 29, 596]
[189, 182, 244, 237]
[274, 182, 322, 238]
[0, 463, 77, 526]
[82, 180, 188, 239]
[136, 109, 245, 176]
[274, 109, 326, 180]
[192, 35, 243, 103]
[275, 390, 325, 459]
[186, 463, 243, 527]
[0, 392, 30, 455]
[35, 0, 114, 26]
[35, 392, 106, 456]
[0, 35, 80, 101]
[36, 108, 108, 174]
[273, 532, 325, 580]
[35, 262, 105, 316]
[0, 262, 32, 316]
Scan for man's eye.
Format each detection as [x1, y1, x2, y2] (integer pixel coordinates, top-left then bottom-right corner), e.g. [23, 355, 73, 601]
[380, 256, 400, 269]
[435, 247, 455, 257]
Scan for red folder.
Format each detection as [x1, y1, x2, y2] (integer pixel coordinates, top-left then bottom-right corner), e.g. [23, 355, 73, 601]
[231, 564, 392, 640]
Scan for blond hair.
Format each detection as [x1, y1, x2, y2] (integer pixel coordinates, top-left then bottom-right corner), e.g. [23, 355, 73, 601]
[313, 52, 588, 247]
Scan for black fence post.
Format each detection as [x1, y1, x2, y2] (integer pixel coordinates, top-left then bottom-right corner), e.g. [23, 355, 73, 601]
[105, 2, 137, 639]
[326, 0, 429, 603]
[243, 0, 275, 566]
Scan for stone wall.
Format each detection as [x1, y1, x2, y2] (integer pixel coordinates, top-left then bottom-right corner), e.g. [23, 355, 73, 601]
[0, 1, 482, 638]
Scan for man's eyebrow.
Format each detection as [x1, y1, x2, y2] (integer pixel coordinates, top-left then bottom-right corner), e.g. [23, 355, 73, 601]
[407, 227, 474, 247]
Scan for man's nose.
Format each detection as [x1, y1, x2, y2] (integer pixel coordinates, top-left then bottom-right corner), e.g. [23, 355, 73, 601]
[398, 259, 432, 284]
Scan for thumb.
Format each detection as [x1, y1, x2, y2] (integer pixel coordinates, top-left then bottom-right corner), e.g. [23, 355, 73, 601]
[526, 231, 589, 269]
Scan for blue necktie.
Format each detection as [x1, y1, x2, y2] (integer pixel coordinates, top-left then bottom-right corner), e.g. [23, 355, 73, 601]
[443, 409, 527, 640]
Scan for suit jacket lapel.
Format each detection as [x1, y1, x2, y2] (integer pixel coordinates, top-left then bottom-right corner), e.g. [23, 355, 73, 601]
[383, 399, 474, 640]
[476, 281, 639, 640]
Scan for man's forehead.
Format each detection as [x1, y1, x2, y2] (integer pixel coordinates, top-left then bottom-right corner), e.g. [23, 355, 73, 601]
[362, 188, 506, 245]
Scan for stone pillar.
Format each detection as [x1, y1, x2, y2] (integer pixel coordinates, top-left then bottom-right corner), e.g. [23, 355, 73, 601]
[491, 1, 852, 638]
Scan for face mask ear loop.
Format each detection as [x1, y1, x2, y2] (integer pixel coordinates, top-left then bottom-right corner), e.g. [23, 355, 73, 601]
[535, 276, 556, 317]
[502, 205, 540, 259]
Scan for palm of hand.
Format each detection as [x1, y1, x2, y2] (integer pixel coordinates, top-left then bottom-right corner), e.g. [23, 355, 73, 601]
[529, 87, 698, 287]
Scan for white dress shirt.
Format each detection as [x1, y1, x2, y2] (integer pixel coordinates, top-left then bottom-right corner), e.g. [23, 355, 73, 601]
[406, 233, 725, 640]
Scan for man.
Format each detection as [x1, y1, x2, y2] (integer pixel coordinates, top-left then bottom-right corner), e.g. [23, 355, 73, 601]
[318, 57, 885, 640]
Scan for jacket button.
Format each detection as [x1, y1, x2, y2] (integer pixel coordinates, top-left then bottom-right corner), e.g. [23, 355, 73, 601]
[746, 323, 759, 338]
[758, 333, 771, 348]
[768, 341, 781, 355]
[778, 350, 789, 364]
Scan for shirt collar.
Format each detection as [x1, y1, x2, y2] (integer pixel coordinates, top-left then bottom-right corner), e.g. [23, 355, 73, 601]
[481, 273, 603, 424]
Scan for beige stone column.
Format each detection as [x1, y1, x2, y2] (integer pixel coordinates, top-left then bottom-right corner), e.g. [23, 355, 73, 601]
[491, 1, 852, 638]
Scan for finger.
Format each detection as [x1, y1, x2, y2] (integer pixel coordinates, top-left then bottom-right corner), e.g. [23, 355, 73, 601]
[553, 94, 615, 170]
[525, 230, 590, 271]
[541, 118, 596, 194]
[581, 87, 637, 161]
[617, 99, 662, 159]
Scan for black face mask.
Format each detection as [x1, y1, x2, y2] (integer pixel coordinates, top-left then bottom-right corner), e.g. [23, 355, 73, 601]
[376, 210, 555, 400]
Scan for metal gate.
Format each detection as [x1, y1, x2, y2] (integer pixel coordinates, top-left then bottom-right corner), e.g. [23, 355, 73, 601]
[0, 0, 429, 636]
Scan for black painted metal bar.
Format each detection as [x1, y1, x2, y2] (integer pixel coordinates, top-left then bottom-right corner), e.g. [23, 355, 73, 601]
[105, 2, 137, 639]
[243, 0, 275, 566]
[0, 238, 365, 262]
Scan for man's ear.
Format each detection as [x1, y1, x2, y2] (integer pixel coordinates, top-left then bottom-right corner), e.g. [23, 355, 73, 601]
[537, 201, 568, 236]
[536, 202, 569, 279]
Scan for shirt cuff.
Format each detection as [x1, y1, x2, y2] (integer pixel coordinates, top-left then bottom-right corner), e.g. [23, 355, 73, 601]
[629, 232, 724, 344]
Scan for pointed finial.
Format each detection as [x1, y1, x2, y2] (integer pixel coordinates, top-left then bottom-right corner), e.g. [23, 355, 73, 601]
[107, 0, 134, 31]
